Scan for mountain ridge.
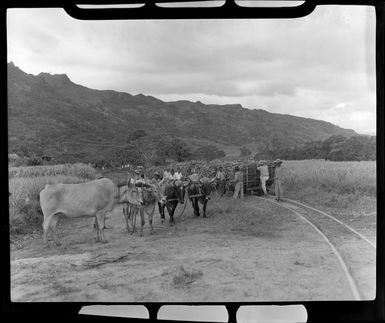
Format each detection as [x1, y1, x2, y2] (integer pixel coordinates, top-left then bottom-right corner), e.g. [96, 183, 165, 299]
[7, 62, 358, 163]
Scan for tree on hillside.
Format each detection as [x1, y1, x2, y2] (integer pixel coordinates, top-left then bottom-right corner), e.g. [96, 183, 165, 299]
[240, 146, 252, 157]
[192, 145, 226, 161]
[257, 134, 376, 161]
[125, 135, 168, 166]
[127, 129, 147, 142]
[160, 138, 192, 162]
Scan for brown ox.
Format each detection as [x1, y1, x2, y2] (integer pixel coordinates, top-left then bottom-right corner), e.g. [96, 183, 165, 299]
[124, 181, 167, 236]
[40, 177, 143, 246]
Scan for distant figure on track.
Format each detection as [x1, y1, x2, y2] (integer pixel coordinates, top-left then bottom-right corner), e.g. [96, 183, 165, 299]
[274, 159, 284, 202]
[257, 160, 269, 195]
[233, 166, 244, 199]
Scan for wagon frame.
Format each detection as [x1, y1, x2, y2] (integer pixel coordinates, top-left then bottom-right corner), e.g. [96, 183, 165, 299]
[240, 162, 276, 196]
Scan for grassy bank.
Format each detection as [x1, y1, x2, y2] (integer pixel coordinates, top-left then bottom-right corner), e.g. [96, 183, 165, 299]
[280, 160, 376, 219]
[9, 163, 98, 179]
[9, 163, 98, 235]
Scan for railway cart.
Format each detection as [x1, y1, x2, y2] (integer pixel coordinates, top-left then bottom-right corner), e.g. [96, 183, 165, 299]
[240, 161, 276, 196]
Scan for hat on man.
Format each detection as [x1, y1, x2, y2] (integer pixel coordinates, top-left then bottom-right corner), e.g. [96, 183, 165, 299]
[154, 171, 160, 176]
[274, 159, 283, 165]
[234, 166, 240, 171]
[134, 169, 141, 174]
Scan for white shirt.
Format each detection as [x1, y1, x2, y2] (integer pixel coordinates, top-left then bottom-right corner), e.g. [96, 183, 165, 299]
[257, 165, 269, 177]
[174, 172, 182, 180]
[130, 177, 145, 185]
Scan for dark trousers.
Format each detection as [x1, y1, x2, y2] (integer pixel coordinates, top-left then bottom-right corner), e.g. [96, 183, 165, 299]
[218, 179, 226, 196]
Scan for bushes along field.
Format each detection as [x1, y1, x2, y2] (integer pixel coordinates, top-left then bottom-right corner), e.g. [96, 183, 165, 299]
[9, 163, 98, 235]
[9, 163, 98, 179]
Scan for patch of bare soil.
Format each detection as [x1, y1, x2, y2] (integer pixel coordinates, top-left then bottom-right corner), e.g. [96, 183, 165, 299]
[10, 197, 374, 302]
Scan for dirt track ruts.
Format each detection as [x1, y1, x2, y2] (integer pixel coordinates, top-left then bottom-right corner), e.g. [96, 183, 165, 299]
[10, 196, 375, 302]
[258, 195, 376, 300]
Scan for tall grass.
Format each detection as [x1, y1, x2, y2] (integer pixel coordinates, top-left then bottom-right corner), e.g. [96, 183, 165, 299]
[9, 163, 97, 235]
[280, 160, 376, 211]
[9, 163, 97, 179]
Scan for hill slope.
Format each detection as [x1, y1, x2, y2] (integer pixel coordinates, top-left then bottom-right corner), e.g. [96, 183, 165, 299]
[7, 62, 357, 162]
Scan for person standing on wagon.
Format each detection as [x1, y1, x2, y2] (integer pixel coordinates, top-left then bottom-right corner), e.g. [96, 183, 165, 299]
[257, 160, 269, 195]
[233, 166, 244, 199]
[273, 159, 284, 202]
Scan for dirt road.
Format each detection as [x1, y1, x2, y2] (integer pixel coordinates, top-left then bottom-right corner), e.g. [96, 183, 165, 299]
[10, 196, 375, 302]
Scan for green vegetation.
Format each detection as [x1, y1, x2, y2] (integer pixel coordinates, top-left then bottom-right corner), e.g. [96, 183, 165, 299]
[9, 163, 97, 235]
[9, 163, 97, 179]
[256, 135, 376, 161]
[281, 160, 376, 216]
[190, 145, 225, 162]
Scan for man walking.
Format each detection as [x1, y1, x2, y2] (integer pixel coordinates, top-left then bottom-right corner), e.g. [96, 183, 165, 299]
[212, 166, 226, 197]
[274, 159, 284, 202]
[233, 166, 244, 199]
[257, 160, 269, 195]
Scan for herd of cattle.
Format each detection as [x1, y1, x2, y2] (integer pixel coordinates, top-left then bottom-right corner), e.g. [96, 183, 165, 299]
[39, 176, 214, 247]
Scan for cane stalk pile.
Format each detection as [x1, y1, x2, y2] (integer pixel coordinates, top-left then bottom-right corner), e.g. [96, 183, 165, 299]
[145, 159, 276, 193]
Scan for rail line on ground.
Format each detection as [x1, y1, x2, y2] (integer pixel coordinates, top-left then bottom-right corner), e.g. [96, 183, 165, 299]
[283, 197, 376, 249]
[256, 195, 376, 300]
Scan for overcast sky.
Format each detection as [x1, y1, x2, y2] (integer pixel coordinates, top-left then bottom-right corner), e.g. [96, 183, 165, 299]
[7, 5, 376, 134]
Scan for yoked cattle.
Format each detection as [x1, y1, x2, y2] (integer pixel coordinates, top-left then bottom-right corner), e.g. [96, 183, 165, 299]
[158, 179, 188, 224]
[124, 181, 167, 236]
[187, 177, 213, 218]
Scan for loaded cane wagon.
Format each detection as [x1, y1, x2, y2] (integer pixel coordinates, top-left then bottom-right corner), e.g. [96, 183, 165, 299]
[240, 161, 276, 196]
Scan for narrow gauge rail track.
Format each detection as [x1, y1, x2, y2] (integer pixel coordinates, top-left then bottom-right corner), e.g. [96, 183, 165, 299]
[284, 197, 376, 249]
[257, 195, 376, 300]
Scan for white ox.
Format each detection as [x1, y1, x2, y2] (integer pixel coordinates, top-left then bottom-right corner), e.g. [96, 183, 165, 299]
[40, 177, 143, 246]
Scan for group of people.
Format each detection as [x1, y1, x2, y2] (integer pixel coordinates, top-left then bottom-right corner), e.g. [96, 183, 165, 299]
[128, 158, 284, 201]
[162, 168, 183, 181]
[226, 159, 284, 201]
